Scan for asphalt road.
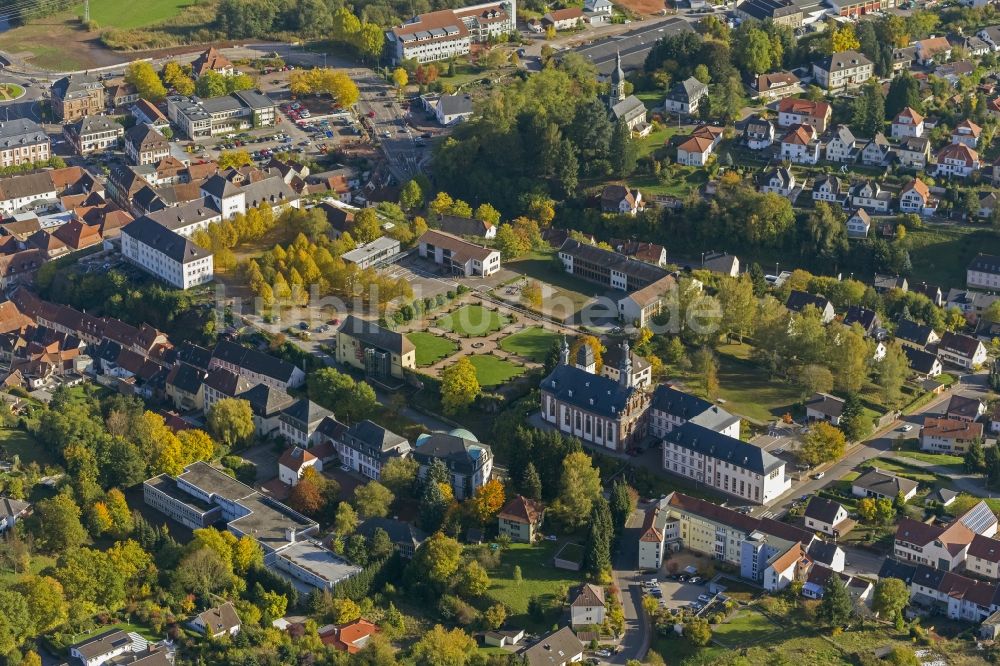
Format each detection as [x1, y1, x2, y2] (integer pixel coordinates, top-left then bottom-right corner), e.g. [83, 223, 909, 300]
[610, 505, 651, 663]
[573, 16, 695, 76]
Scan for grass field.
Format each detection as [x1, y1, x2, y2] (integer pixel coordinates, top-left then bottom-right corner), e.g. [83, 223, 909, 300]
[0, 429, 55, 467]
[0, 84, 25, 101]
[498, 326, 560, 362]
[628, 168, 708, 198]
[864, 458, 941, 484]
[712, 610, 786, 648]
[907, 224, 1000, 288]
[407, 331, 458, 366]
[0, 553, 55, 586]
[72, 0, 194, 29]
[468, 355, 525, 387]
[897, 450, 964, 469]
[436, 305, 510, 336]
[68, 621, 160, 645]
[483, 542, 582, 628]
[505, 250, 596, 320]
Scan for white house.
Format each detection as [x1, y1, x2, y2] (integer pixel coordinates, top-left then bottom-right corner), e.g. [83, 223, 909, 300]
[192, 602, 242, 638]
[899, 178, 937, 216]
[756, 167, 795, 196]
[417, 229, 501, 276]
[570, 583, 607, 627]
[824, 125, 857, 162]
[664, 77, 709, 116]
[676, 133, 715, 166]
[779, 124, 819, 164]
[805, 392, 844, 425]
[891, 107, 925, 138]
[277, 446, 321, 486]
[0, 497, 29, 534]
[850, 179, 891, 213]
[952, 119, 982, 148]
[921, 417, 984, 454]
[846, 209, 871, 239]
[935, 143, 980, 178]
[744, 115, 775, 150]
[860, 133, 891, 166]
[435, 93, 474, 125]
[812, 175, 843, 204]
[813, 50, 873, 90]
[938, 331, 988, 368]
[121, 217, 214, 290]
[804, 497, 850, 536]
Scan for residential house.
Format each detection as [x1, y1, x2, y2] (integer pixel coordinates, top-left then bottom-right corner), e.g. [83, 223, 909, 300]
[921, 417, 984, 454]
[277, 446, 321, 486]
[967, 534, 1000, 579]
[980, 192, 1000, 220]
[356, 517, 427, 558]
[165, 362, 206, 411]
[664, 77, 709, 116]
[843, 305, 881, 337]
[51, 74, 104, 121]
[498, 495, 544, 543]
[852, 467, 919, 501]
[417, 229, 501, 276]
[846, 209, 871, 238]
[702, 251, 740, 276]
[780, 123, 819, 164]
[131, 99, 170, 129]
[895, 135, 931, 169]
[600, 184, 643, 214]
[979, 25, 1000, 51]
[850, 179, 891, 213]
[813, 50, 874, 90]
[938, 331, 988, 368]
[0, 119, 50, 169]
[69, 629, 143, 666]
[807, 542, 846, 573]
[912, 282, 945, 307]
[735, 0, 804, 27]
[435, 93, 474, 125]
[824, 124, 857, 162]
[899, 178, 937, 215]
[744, 115, 775, 150]
[896, 319, 940, 350]
[936, 143, 980, 178]
[541, 7, 584, 30]
[609, 240, 666, 267]
[521, 627, 583, 666]
[410, 431, 493, 500]
[756, 166, 795, 196]
[570, 584, 606, 627]
[891, 107, 925, 138]
[915, 36, 952, 65]
[279, 399, 333, 448]
[0, 497, 29, 533]
[124, 124, 170, 166]
[805, 392, 845, 426]
[192, 602, 241, 638]
[105, 81, 138, 109]
[947, 394, 987, 422]
[64, 116, 124, 156]
[334, 419, 411, 481]
[335, 314, 416, 381]
[953, 119, 983, 148]
[238, 383, 295, 437]
[904, 347, 943, 378]
[210, 339, 306, 390]
[804, 497, 850, 537]
[968, 253, 1000, 290]
[785, 290, 835, 323]
[191, 47, 235, 78]
[676, 124, 723, 166]
[947, 288, 1000, 324]
[894, 501, 997, 570]
[323, 618, 379, 654]
[812, 174, 844, 204]
[777, 97, 831, 132]
[751, 71, 802, 100]
[860, 133, 892, 167]
[437, 214, 496, 238]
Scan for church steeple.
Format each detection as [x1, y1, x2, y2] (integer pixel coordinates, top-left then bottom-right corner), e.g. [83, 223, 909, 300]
[618, 340, 633, 388]
[610, 50, 625, 103]
[559, 336, 570, 366]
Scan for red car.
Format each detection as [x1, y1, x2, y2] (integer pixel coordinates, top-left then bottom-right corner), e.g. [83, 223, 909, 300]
[367, 110, 376, 117]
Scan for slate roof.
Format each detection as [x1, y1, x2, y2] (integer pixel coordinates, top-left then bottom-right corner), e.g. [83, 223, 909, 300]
[557, 238, 669, 285]
[805, 392, 845, 419]
[895, 319, 937, 346]
[541, 363, 637, 420]
[237, 383, 294, 417]
[356, 517, 428, 549]
[166, 362, 206, 395]
[666, 76, 708, 103]
[411, 432, 490, 475]
[904, 347, 940, 374]
[341, 420, 410, 459]
[212, 340, 300, 384]
[843, 305, 879, 332]
[816, 49, 872, 72]
[804, 497, 845, 525]
[522, 627, 582, 666]
[947, 394, 984, 420]
[785, 289, 831, 314]
[281, 398, 333, 428]
[663, 422, 783, 475]
[122, 216, 211, 264]
[939, 331, 984, 359]
[853, 468, 918, 497]
[807, 540, 841, 567]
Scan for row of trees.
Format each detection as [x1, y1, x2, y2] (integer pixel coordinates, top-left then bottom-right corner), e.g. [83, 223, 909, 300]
[125, 61, 255, 103]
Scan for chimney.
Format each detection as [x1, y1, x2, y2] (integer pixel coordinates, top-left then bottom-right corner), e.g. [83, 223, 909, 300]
[285, 527, 296, 543]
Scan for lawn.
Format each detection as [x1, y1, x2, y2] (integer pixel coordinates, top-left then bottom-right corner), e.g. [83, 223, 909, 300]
[498, 326, 560, 362]
[628, 168, 708, 198]
[906, 224, 1000, 288]
[0, 553, 55, 586]
[73, 0, 193, 29]
[0, 84, 25, 101]
[897, 450, 964, 469]
[467, 355, 525, 387]
[673, 344, 801, 423]
[407, 331, 458, 366]
[635, 123, 685, 159]
[0, 429, 55, 467]
[436, 305, 510, 337]
[863, 458, 941, 484]
[712, 610, 786, 648]
[68, 621, 160, 645]
[483, 542, 583, 626]
[506, 250, 597, 320]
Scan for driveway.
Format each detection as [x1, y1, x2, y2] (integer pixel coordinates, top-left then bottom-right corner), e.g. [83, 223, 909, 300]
[610, 505, 651, 664]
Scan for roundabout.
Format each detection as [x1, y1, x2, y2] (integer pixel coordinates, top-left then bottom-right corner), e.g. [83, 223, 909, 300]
[0, 83, 26, 102]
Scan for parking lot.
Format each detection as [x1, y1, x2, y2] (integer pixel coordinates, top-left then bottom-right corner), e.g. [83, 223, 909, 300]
[639, 573, 722, 613]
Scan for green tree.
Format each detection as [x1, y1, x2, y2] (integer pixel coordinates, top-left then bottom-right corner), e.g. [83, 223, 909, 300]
[354, 481, 395, 519]
[352, 207, 382, 244]
[609, 479, 636, 540]
[460, 561, 491, 597]
[965, 440, 987, 473]
[876, 342, 909, 409]
[551, 451, 602, 530]
[411, 624, 476, 666]
[440, 357, 481, 414]
[585, 497, 613, 580]
[484, 603, 507, 630]
[839, 393, 872, 441]
[873, 577, 909, 621]
[411, 533, 462, 585]
[684, 617, 712, 646]
[796, 364, 834, 400]
[521, 462, 543, 500]
[718, 274, 756, 343]
[207, 398, 255, 451]
[817, 574, 852, 626]
[885, 71, 922, 119]
[195, 70, 229, 98]
[735, 26, 773, 75]
[609, 119, 637, 178]
[400, 179, 424, 211]
[34, 492, 87, 553]
[380, 456, 420, 498]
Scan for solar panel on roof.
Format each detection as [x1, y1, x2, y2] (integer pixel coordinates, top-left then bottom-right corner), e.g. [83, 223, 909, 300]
[961, 502, 996, 534]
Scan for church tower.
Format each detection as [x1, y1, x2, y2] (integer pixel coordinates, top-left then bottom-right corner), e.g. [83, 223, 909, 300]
[618, 340, 633, 388]
[609, 50, 626, 104]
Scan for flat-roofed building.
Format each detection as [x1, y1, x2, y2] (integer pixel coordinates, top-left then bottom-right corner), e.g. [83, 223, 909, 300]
[342, 236, 400, 269]
[167, 91, 277, 139]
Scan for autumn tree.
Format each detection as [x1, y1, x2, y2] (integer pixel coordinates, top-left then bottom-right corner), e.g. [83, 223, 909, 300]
[288, 467, 326, 516]
[354, 481, 395, 519]
[33, 492, 87, 553]
[470, 478, 505, 524]
[569, 335, 603, 372]
[551, 451, 602, 530]
[440, 357, 480, 415]
[799, 421, 846, 466]
[207, 398, 256, 452]
[411, 533, 462, 585]
[830, 24, 861, 53]
[125, 61, 167, 101]
[522, 280, 543, 309]
[411, 624, 477, 666]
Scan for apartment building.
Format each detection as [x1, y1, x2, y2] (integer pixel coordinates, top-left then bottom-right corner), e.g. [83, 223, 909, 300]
[124, 124, 170, 166]
[813, 50, 874, 90]
[64, 115, 124, 155]
[51, 74, 105, 121]
[920, 417, 984, 454]
[648, 384, 740, 439]
[894, 501, 998, 571]
[387, 0, 516, 64]
[210, 339, 306, 390]
[333, 419, 411, 481]
[120, 216, 214, 290]
[0, 119, 50, 169]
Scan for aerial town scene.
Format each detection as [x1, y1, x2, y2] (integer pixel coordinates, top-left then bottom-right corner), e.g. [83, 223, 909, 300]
[6, 0, 1000, 663]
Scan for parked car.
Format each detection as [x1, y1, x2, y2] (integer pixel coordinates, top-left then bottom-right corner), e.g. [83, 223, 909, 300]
[698, 594, 712, 603]
[813, 472, 825, 479]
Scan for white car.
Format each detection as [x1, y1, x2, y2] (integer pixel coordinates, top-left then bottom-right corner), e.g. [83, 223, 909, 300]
[901, 424, 913, 432]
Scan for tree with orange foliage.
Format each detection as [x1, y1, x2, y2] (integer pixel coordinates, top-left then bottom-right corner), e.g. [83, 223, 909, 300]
[470, 478, 505, 525]
[288, 467, 325, 516]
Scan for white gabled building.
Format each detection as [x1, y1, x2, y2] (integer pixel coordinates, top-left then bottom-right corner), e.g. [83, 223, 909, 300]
[387, 1, 516, 64]
[121, 216, 214, 290]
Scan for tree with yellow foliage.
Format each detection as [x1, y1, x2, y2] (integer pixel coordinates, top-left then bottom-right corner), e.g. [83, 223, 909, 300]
[830, 24, 860, 54]
[470, 478, 505, 524]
